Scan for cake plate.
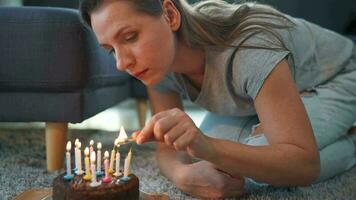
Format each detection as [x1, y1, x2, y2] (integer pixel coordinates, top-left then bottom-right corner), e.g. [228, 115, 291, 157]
[13, 188, 170, 200]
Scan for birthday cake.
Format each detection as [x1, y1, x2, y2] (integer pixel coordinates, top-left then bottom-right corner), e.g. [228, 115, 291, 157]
[52, 173, 139, 200]
[53, 127, 139, 200]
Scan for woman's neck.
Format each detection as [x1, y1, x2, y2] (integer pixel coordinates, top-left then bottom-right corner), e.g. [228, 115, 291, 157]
[171, 40, 206, 88]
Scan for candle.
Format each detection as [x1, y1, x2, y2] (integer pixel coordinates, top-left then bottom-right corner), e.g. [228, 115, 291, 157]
[74, 139, 79, 171]
[83, 147, 92, 181]
[109, 139, 119, 174]
[76, 142, 84, 175]
[102, 151, 112, 183]
[123, 148, 132, 179]
[96, 142, 104, 176]
[89, 151, 101, 187]
[114, 144, 122, 177]
[89, 140, 94, 160]
[63, 141, 74, 181]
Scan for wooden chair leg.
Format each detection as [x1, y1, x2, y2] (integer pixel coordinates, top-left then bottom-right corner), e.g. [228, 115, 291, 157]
[45, 122, 68, 172]
[136, 99, 147, 129]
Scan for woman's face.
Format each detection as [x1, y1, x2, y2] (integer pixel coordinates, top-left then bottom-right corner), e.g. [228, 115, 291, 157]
[91, 0, 178, 85]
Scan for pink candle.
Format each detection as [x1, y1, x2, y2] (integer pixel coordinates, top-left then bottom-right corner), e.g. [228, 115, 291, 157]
[96, 142, 102, 172]
[102, 151, 112, 183]
[113, 146, 122, 177]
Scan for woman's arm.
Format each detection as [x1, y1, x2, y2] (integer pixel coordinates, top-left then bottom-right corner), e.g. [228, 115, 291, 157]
[146, 87, 245, 198]
[147, 87, 192, 182]
[207, 59, 320, 186]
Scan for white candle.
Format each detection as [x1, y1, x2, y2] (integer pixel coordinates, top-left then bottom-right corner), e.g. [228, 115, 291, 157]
[89, 140, 94, 160]
[114, 145, 121, 177]
[89, 151, 101, 187]
[96, 142, 102, 172]
[65, 141, 72, 176]
[76, 142, 84, 175]
[124, 148, 132, 177]
[74, 139, 79, 170]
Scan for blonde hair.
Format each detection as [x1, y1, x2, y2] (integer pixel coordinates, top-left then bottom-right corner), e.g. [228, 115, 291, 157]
[79, 0, 294, 49]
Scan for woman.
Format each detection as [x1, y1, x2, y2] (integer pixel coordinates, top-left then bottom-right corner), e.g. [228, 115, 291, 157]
[79, 0, 356, 198]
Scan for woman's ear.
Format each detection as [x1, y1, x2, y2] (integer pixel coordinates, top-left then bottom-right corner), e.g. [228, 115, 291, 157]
[162, 0, 181, 31]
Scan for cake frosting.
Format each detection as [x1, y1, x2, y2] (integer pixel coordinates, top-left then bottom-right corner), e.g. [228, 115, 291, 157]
[52, 173, 139, 200]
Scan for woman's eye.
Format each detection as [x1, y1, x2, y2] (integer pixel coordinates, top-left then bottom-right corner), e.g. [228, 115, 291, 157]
[124, 32, 138, 42]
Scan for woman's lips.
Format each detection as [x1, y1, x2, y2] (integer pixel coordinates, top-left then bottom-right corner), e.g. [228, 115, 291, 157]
[133, 68, 149, 79]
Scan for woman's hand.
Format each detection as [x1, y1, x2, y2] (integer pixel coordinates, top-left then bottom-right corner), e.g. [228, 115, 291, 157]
[175, 160, 245, 199]
[135, 108, 216, 160]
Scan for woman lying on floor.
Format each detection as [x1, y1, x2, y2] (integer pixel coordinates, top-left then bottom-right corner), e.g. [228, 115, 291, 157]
[79, 0, 356, 198]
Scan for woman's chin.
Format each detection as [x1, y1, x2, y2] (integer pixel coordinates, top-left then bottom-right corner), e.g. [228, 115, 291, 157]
[140, 77, 160, 86]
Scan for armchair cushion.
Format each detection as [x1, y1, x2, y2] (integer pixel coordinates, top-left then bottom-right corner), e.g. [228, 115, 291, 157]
[0, 7, 131, 122]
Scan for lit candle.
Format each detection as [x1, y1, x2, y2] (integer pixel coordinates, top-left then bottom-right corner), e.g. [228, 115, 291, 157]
[83, 147, 92, 181]
[96, 142, 104, 176]
[76, 142, 84, 175]
[114, 144, 122, 177]
[89, 140, 94, 160]
[123, 148, 132, 181]
[102, 151, 112, 183]
[63, 141, 74, 181]
[74, 139, 79, 171]
[109, 139, 119, 174]
[89, 151, 101, 187]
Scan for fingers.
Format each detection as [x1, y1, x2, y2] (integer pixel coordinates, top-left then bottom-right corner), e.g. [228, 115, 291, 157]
[162, 122, 187, 146]
[172, 130, 196, 151]
[153, 115, 179, 142]
[136, 113, 161, 144]
[131, 131, 140, 140]
[137, 108, 181, 144]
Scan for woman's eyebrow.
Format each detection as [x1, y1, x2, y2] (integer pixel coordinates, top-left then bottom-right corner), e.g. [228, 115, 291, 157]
[100, 25, 130, 47]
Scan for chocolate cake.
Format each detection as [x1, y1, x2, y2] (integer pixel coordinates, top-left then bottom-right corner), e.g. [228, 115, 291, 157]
[52, 173, 139, 200]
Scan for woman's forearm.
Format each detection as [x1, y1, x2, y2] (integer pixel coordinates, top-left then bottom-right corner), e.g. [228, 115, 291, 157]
[156, 143, 192, 182]
[206, 138, 320, 186]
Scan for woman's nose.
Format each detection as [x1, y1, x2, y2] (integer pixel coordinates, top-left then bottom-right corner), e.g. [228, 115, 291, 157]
[115, 48, 135, 72]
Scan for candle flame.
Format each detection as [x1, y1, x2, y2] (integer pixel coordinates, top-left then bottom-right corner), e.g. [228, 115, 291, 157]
[75, 138, 79, 146]
[90, 151, 96, 162]
[104, 151, 109, 158]
[84, 147, 89, 156]
[66, 141, 71, 151]
[117, 126, 128, 142]
[114, 138, 119, 146]
[90, 140, 94, 146]
[97, 142, 102, 149]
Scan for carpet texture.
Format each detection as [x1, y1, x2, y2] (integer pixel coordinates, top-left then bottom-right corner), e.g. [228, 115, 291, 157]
[0, 128, 355, 200]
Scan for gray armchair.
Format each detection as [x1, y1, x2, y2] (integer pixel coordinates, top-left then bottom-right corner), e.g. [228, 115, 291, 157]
[0, 6, 143, 171]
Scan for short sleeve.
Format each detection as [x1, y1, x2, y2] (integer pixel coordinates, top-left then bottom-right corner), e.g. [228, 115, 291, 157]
[231, 33, 290, 100]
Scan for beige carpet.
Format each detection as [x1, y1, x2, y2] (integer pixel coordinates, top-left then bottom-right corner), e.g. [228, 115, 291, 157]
[0, 128, 355, 200]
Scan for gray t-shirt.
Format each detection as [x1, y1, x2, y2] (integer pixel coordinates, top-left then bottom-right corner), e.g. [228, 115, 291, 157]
[154, 16, 356, 117]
